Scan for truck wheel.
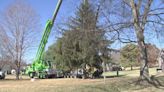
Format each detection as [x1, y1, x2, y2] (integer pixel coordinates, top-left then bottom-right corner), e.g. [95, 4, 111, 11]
[38, 73, 44, 79]
[2, 75, 5, 79]
[45, 72, 48, 79]
[29, 72, 34, 78]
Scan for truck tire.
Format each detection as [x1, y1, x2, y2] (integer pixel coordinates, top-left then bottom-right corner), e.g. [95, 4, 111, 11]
[29, 72, 35, 78]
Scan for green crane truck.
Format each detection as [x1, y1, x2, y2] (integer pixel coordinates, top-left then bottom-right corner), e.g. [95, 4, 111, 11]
[26, 0, 62, 78]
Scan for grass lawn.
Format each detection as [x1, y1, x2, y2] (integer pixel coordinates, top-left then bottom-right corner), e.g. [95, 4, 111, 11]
[103, 67, 157, 77]
[0, 67, 164, 92]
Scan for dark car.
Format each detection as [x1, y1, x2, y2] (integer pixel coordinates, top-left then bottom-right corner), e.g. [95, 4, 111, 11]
[71, 69, 84, 78]
[56, 70, 64, 78]
[112, 65, 122, 71]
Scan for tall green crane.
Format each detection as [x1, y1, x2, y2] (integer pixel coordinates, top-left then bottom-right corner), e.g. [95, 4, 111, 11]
[26, 0, 62, 78]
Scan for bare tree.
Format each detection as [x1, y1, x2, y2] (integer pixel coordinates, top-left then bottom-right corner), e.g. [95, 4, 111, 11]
[0, 41, 14, 72]
[0, 45, 6, 69]
[101, 0, 164, 81]
[0, 1, 40, 79]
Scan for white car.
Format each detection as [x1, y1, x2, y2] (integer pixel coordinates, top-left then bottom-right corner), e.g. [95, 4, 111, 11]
[0, 71, 5, 79]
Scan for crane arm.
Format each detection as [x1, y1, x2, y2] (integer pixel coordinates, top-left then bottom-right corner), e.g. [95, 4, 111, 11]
[34, 0, 62, 64]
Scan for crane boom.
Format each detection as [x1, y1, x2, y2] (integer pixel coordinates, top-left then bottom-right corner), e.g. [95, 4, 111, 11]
[34, 0, 62, 63]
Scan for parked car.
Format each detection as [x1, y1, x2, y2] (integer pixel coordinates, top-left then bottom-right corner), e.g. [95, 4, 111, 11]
[71, 69, 84, 78]
[56, 70, 64, 78]
[0, 70, 5, 79]
[112, 65, 123, 71]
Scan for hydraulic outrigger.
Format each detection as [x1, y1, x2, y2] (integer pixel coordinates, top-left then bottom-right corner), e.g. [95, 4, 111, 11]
[26, 0, 62, 78]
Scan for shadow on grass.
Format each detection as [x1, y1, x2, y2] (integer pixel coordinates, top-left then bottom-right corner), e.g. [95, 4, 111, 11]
[134, 75, 164, 90]
[150, 75, 164, 88]
[105, 75, 126, 78]
[91, 74, 126, 79]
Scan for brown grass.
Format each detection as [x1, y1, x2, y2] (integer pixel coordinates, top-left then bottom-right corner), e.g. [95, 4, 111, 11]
[0, 68, 164, 92]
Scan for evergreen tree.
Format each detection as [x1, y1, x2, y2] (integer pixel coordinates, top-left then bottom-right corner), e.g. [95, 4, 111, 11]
[45, 0, 111, 77]
[66, 0, 105, 69]
[120, 44, 140, 70]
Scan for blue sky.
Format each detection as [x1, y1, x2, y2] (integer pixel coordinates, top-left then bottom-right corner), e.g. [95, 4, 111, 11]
[0, 0, 81, 62]
[0, 0, 164, 63]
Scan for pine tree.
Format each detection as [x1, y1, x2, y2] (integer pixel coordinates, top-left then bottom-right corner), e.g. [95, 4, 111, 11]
[67, 0, 105, 69]
[46, 0, 111, 77]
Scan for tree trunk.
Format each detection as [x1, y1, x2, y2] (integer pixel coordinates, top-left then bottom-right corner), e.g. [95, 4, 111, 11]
[15, 60, 20, 80]
[102, 62, 106, 82]
[130, 65, 133, 70]
[130, 0, 151, 80]
[16, 67, 20, 80]
[116, 70, 119, 77]
[162, 62, 164, 72]
[136, 30, 149, 80]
